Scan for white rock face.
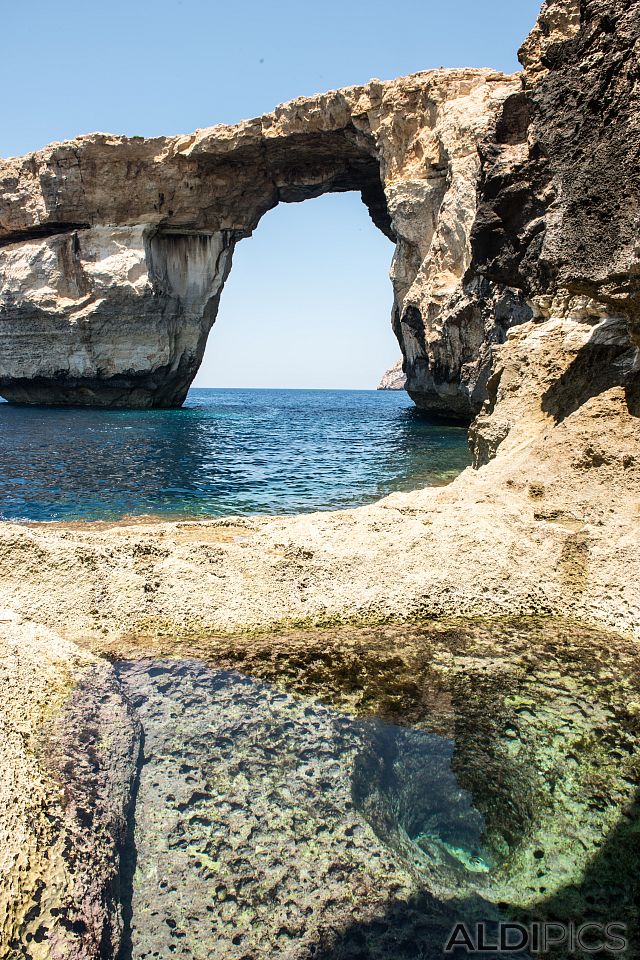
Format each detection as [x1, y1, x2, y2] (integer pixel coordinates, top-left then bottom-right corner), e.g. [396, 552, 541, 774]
[377, 359, 406, 390]
[0, 226, 233, 405]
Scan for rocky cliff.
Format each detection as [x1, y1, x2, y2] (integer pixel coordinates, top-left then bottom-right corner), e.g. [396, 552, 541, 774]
[377, 359, 406, 390]
[467, 0, 640, 463]
[1, 3, 640, 957]
[1, 1, 637, 425]
[0, 70, 519, 411]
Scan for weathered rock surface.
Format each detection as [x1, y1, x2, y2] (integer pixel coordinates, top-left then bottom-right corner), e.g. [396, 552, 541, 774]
[466, 0, 640, 460]
[1, 1, 640, 957]
[377, 358, 406, 390]
[0, 617, 139, 960]
[0, 70, 519, 411]
[111, 634, 640, 958]
[114, 660, 458, 960]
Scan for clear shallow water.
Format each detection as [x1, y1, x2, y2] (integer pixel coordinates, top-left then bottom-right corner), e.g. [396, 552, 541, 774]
[110, 619, 640, 959]
[116, 659, 495, 960]
[0, 388, 470, 522]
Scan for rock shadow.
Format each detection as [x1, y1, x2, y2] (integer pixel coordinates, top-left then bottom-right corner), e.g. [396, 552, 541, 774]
[310, 791, 640, 960]
[511, 788, 640, 960]
[117, 727, 145, 960]
[309, 890, 524, 960]
[541, 318, 639, 422]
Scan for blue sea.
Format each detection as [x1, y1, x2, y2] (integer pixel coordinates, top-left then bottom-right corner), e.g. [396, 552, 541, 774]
[0, 388, 470, 522]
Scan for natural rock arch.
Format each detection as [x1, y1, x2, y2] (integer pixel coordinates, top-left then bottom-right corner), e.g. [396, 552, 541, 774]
[0, 70, 520, 415]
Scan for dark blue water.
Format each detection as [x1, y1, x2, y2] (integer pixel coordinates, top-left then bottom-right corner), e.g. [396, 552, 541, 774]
[0, 388, 470, 522]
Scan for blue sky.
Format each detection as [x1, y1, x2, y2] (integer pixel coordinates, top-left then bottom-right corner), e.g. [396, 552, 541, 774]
[2, 0, 541, 389]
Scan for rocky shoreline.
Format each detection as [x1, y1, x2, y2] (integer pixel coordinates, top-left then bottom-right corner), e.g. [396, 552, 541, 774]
[1, 0, 639, 956]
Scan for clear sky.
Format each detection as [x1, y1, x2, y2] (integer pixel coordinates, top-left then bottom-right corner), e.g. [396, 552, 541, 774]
[1, 0, 542, 389]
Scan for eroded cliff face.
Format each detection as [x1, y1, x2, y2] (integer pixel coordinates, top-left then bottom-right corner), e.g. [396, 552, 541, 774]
[467, 0, 640, 461]
[0, 70, 519, 409]
[0, 227, 233, 405]
[1, 2, 638, 424]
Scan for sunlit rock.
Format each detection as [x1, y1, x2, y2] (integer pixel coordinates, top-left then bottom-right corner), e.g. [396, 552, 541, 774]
[0, 70, 519, 411]
[377, 358, 406, 390]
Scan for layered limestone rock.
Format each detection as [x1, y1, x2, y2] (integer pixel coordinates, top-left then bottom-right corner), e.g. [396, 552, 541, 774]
[1, 0, 637, 421]
[0, 70, 520, 410]
[377, 358, 406, 390]
[0, 227, 233, 405]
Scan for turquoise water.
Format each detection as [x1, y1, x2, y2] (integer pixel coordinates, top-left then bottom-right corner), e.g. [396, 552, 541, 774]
[115, 659, 495, 960]
[111, 619, 640, 959]
[0, 388, 470, 522]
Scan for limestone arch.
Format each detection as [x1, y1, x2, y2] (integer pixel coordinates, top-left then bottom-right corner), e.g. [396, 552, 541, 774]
[144, 127, 396, 406]
[0, 70, 521, 414]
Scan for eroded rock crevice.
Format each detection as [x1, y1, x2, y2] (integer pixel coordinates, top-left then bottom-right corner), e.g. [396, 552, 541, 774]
[18, 616, 639, 959]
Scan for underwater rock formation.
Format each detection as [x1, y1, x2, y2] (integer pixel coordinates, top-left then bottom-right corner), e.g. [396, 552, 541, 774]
[0, 70, 519, 412]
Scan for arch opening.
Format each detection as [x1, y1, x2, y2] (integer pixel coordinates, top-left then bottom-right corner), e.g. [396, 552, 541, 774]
[192, 191, 399, 391]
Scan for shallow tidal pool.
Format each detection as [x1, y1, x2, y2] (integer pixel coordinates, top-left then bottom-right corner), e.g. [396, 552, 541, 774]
[111, 619, 640, 959]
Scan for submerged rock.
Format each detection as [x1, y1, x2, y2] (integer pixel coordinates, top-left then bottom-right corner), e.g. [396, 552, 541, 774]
[114, 660, 470, 959]
[111, 617, 640, 957]
[2, 610, 640, 957]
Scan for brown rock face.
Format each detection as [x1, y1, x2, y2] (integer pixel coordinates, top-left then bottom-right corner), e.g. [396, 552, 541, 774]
[0, 71, 519, 410]
[0, 621, 140, 960]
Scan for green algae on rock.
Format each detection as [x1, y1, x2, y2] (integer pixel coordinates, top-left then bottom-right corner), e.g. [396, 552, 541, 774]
[107, 617, 640, 958]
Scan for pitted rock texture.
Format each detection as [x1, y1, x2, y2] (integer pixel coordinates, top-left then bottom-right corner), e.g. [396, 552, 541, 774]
[0, 70, 519, 410]
[114, 659, 472, 960]
[113, 635, 640, 960]
[0, 619, 139, 960]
